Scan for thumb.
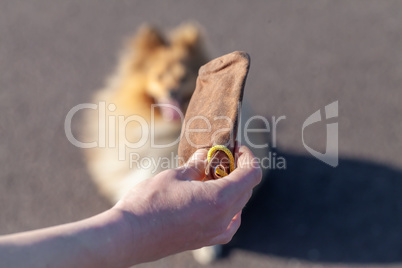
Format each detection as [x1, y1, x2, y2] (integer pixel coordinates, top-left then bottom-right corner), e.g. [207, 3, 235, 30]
[177, 149, 208, 181]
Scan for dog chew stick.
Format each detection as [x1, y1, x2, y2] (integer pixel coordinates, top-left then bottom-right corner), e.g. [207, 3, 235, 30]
[178, 51, 250, 181]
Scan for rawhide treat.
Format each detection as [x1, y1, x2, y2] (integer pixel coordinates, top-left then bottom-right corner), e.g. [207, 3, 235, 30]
[178, 51, 250, 180]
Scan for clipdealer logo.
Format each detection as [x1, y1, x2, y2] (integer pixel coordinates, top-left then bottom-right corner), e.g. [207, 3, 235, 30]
[302, 101, 338, 167]
[64, 100, 339, 169]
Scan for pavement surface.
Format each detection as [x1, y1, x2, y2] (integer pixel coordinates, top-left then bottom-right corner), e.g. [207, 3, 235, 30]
[1, 1, 402, 267]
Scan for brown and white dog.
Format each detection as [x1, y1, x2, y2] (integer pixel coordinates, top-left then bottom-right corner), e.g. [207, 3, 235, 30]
[83, 23, 207, 202]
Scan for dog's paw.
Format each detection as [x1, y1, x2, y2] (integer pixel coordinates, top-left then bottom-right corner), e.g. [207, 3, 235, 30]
[192, 245, 222, 265]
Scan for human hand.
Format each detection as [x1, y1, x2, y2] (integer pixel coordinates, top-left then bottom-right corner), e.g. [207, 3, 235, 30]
[113, 145, 262, 265]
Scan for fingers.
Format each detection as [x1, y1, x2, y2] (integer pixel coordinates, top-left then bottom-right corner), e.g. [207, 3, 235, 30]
[229, 146, 262, 188]
[177, 149, 208, 181]
[209, 211, 242, 245]
[209, 146, 262, 195]
[235, 145, 263, 183]
[178, 146, 260, 247]
[226, 189, 253, 219]
[201, 146, 261, 229]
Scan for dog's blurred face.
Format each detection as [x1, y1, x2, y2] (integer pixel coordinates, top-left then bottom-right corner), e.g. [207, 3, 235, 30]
[146, 47, 197, 120]
[132, 24, 206, 121]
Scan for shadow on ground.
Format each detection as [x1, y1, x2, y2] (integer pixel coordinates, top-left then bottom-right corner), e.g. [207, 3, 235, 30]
[226, 149, 402, 264]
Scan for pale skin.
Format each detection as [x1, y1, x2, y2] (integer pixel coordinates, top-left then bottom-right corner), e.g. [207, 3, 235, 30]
[0, 146, 262, 268]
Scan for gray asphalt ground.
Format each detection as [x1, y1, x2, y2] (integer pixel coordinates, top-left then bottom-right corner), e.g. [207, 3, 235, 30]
[1, 1, 402, 267]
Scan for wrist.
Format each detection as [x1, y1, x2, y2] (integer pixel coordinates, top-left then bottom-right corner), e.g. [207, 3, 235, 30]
[105, 207, 143, 266]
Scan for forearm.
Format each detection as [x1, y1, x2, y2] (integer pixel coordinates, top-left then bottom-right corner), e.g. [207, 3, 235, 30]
[0, 147, 260, 267]
[0, 209, 139, 268]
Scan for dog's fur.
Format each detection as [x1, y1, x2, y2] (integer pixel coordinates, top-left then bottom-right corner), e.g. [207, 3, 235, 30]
[83, 24, 207, 203]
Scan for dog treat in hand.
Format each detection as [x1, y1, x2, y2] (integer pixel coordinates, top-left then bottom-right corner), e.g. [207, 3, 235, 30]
[178, 51, 250, 180]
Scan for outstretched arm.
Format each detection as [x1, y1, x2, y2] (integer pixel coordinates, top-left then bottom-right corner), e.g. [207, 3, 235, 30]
[0, 146, 262, 268]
